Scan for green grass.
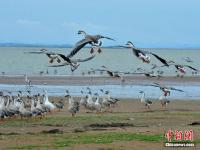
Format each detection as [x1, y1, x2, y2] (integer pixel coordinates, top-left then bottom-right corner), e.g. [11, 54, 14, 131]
[1, 110, 200, 128]
[9, 132, 163, 149]
[9, 131, 200, 150]
[54, 132, 164, 147]
[0, 114, 129, 128]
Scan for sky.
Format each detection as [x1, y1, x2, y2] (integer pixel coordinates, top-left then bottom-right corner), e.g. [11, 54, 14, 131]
[0, 0, 200, 48]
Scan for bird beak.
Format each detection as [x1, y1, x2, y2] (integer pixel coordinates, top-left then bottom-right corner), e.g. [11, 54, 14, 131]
[102, 36, 115, 41]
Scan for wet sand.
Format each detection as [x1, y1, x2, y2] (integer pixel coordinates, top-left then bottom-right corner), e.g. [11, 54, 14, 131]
[0, 75, 200, 86]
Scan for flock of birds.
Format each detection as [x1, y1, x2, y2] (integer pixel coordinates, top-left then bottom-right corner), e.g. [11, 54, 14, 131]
[0, 86, 120, 120]
[0, 78, 186, 120]
[0, 30, 198, 120]
[25, 30, 199, 77]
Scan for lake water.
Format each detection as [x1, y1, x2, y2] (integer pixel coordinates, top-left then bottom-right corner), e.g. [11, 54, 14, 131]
[0, 47, 200, 76]
[0, 83, 199, 100]
[0, 47, 200, 100]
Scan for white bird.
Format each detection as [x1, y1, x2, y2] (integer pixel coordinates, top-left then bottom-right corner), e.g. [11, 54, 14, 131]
[139, 91, 152, 109]
[159, 95, 170, 108]
[24, 74, 31, 86]
[94, 93, 102, 112]
[43, 90, 56, 112]
[85, 91, 96, 112]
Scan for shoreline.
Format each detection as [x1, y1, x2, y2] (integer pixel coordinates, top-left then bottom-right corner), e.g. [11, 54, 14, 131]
[0, 75, 200, 86]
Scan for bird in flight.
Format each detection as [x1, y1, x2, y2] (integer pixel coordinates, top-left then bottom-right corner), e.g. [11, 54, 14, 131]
[66, 30, 115, 58]
[120, 41, 169, 66]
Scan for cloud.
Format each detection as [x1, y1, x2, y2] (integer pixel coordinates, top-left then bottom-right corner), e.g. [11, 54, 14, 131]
[16, 19, 41, 25]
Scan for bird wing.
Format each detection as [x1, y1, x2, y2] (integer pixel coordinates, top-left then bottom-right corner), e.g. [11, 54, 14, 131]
[131, 48, 145, 57]
[67, 38, 93, 58]
[143, 83, 160, 88]
[106, 71, 114, 77]
[46, 53, 55, 58]
[91, 69, 107, 72]
[57, 54, 71, 63]
[185, 65, 198, 71]
[150, 53, 169, 66]
[153, 82, 162, 87]
[24, 51, 44, 54]
[48, 63, 68, 67]
[71, 55, 96, 63]
[168, 87, 184, 92]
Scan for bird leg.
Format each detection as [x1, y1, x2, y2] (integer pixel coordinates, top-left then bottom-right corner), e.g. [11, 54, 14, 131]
[57, 58, 61, 63]
[49, 58, 54, 63]
[97, 48, 102, 53]
[71, 63, 80, 72]
[90, 48, 94, 54]
[91, 41, 102, 53]
[143, 59, 150, 63]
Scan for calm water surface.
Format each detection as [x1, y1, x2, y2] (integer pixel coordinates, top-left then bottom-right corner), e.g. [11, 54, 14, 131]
[0, 47, 200, 76]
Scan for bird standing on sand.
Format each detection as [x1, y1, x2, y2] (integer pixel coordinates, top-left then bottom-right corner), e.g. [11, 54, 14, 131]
[19, 101, 33, 119]
[65, 91, 79, 117]
[139, 91, 152, 109]
[24, 74, 31, 86]
[54, 100, 64, 111]
[159, 95, 170, 108]
[93, 93, 102, 112]
[43, 90, 56, 112]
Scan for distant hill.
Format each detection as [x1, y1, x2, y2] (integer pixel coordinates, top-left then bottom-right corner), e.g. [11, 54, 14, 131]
[0, 43, 73, 48]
